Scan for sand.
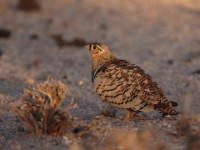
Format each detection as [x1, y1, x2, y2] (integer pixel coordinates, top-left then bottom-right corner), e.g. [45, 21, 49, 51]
[0, 0, 200, 149]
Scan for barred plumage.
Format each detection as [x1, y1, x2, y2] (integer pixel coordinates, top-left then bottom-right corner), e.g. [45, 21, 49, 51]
[87, 43, 178, 120]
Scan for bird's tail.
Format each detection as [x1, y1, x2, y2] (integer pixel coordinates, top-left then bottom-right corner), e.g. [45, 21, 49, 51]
[154, 99, 179, 115]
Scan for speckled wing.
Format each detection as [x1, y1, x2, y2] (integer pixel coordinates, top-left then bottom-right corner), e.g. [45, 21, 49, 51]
[93, 60, 178, 114]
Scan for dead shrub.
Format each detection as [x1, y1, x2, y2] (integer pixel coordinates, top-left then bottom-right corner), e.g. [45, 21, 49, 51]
[11, 79, 74, 136]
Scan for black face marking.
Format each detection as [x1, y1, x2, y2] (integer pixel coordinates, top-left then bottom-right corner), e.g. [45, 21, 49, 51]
[87, 45, 91, 51]
[98, 46, 102, 52]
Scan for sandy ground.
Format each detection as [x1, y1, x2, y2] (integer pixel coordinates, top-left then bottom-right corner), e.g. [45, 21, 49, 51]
[0, 0, 200, 149]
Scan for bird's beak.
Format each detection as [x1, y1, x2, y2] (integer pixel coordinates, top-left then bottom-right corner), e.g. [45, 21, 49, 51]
[85, 44, 90, 51]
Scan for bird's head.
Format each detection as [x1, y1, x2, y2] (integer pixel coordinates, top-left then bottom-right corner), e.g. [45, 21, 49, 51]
[86, 43, 116, 70]
[86, 43, 110, 58]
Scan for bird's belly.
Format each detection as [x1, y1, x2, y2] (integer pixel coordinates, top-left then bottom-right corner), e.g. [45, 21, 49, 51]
[94, 77, 152, 112]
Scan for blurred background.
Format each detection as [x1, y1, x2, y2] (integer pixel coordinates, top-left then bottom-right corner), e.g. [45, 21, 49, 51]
[0, 0, 200, 149]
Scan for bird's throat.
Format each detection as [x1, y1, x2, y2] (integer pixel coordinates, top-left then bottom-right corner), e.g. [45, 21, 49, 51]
[91, 54, 117, 71]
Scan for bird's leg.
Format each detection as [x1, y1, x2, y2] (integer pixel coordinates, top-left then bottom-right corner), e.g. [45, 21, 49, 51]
[124, 109, 136, 120]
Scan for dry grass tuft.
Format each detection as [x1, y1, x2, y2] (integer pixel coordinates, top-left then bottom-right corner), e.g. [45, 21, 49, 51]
[188, 131, 200, 150]
[175, 115, 200, 136]
[174, 94, 200, 141]
[175, 116, 193, 136]
[103, 128, 154, 150]
[72, 117, 162, 150]
[11, 79, 74, 136]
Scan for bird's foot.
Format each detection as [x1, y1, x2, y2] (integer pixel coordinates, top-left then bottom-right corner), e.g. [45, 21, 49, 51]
[124, 110, 136, 121]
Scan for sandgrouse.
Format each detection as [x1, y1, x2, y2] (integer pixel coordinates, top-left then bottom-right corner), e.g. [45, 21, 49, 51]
[86, 43, 178, 120]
